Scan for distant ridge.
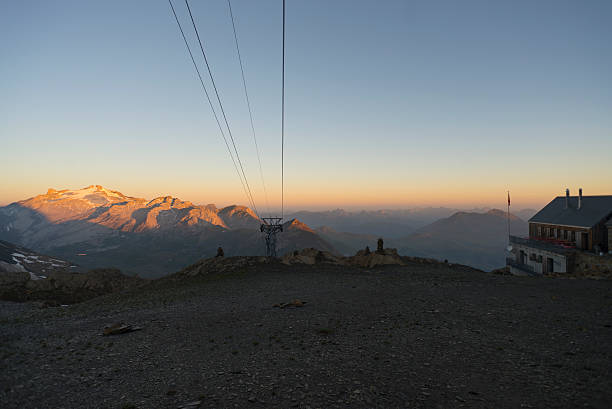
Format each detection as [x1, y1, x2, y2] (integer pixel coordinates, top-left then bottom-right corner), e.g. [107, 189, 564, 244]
[0, 186, 336, 277]
[389, 209, 529, 271]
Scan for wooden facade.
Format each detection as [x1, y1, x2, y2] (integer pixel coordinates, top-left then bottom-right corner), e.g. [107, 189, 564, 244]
[529, 221, 609, 253]
[528, 222, 591, 250]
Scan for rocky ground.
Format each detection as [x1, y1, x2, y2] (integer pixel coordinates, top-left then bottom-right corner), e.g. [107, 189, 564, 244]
[1, 258, 611, 408]
[0, 268, 145, 305]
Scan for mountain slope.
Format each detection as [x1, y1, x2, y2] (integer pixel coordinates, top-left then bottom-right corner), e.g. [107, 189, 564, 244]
[0, 186, 336, 277]
[315, 226, 378, 255]
[0, 240, 75, 279]
[389, 209, 528, 271]
[285, 208, 449, 238]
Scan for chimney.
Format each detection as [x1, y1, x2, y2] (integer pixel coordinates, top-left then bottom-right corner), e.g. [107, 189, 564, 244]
[578, 188, 582, 210]
[565, 188, 570, 209]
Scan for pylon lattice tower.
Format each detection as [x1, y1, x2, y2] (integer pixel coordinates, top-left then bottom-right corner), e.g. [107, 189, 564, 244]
[260, 217, 283, 257]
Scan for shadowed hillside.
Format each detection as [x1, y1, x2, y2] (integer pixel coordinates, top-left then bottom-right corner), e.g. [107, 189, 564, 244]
[389, 209, 528, 270]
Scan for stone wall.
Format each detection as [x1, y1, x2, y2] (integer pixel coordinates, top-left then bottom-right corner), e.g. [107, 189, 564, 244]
[573, 251, 612, 277]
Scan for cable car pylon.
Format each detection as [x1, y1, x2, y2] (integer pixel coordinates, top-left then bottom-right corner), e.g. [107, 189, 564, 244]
[260, 0, 286, 258]
[260, 217, 283, 257]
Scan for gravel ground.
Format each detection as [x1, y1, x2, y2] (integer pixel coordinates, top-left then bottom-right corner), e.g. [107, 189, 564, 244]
[1, 261, 611, 408]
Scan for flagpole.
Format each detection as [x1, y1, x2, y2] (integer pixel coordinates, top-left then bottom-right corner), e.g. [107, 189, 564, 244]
[507, 191, 511, 245]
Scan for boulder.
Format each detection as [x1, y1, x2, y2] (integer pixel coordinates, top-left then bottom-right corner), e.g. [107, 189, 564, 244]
[281, 248, 345, 266]
[350, 247, 404, 268]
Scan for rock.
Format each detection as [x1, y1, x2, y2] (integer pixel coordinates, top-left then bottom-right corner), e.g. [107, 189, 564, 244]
[273, 299, 307, 309]
[279, 247, 406, 268]
[0, 261, 28, 274]
[176, 246, 410, 276]
[280, 248, 345, 266]
[178, 401, 202, 408]
[102, 323, 143, 336]
[349, 247, 404, 268]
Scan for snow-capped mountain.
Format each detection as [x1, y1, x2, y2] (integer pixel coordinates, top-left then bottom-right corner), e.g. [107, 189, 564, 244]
[6, 185, 237, 231]
[0, 185, 335, 277]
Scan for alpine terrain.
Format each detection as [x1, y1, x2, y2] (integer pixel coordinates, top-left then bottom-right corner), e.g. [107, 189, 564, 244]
[0, 186, 335, 277]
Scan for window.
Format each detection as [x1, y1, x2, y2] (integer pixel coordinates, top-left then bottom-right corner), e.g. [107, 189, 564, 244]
[549, 227, 555, 238]
[571, 231, 576, 241]
[557, 229, 561, 239]
[563, 230, 568, 240]
[537, 226, 542, 237]
[529, 253, 536, 261]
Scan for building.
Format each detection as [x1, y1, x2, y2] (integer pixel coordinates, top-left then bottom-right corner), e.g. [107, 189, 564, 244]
[507, 189, 612, 275]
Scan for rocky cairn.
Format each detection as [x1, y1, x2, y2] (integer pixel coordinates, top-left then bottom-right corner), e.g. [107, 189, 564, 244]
[279, 247, 406, 268]
[281, 238, 407, 268]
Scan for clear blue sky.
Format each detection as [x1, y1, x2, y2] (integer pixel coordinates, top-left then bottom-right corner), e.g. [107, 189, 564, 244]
[1, 0, 611, 210]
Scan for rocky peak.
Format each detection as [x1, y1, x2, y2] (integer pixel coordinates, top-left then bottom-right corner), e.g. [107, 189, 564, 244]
[146, 196, 193, 208]
[487, 208, 521, 220]
[283, 219, 313, 233]
[219, 205, 257, 217]
[218, 205, 260, 229]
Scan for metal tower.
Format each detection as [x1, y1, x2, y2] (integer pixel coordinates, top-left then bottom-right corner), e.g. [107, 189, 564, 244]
[260, 217, 283, 257]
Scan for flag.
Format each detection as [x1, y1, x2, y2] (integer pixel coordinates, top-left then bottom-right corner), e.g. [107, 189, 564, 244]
[507, 191, 510, 206]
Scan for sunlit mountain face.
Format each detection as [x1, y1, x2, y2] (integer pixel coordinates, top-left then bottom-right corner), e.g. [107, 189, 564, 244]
[11, 185, 243, 231]
[0, 186, 334, 277]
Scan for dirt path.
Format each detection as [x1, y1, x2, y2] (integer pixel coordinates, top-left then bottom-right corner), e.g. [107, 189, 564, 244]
[1, 262, 611, 408]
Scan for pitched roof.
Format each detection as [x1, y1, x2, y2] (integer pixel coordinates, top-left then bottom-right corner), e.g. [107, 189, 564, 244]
[529, 195, 612, 228]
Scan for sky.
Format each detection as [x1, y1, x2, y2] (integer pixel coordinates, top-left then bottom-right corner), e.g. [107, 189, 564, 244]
[1, 0, 611, 211]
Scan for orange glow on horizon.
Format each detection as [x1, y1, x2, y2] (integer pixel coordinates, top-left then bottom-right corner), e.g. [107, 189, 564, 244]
[2, 179, 610, 212]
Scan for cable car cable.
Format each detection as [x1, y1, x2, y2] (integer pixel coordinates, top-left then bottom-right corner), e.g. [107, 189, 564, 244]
[168, 0, 256, 214]
[227, 0, 271, 218]
[184, 0, 259, 218]
[281, 0, 285, 220]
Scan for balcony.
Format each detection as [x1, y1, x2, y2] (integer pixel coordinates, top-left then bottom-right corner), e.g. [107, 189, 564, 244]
[509, 236, 572, 255]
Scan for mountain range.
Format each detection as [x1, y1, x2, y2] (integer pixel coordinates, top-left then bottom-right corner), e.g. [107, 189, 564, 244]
[287, 207, 536, 238]
[0, 185, 535, 276]
[312, 209, 529, 270]
[389, 209, 528, 271]
[0, 185, 333, 277]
